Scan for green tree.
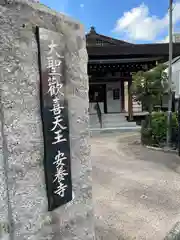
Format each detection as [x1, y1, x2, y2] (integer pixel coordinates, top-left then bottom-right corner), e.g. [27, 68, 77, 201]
[131, 63, 168, 114]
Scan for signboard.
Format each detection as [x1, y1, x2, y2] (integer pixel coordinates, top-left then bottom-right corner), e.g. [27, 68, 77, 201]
[37, 27, 72, 211]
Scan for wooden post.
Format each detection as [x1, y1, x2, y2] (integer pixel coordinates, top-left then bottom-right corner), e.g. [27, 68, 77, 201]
[128, 78, 133, 121]
[120, 80, 125, 112]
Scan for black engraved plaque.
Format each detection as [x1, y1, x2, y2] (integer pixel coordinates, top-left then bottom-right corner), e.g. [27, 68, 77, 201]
[37, 27, 72, 211]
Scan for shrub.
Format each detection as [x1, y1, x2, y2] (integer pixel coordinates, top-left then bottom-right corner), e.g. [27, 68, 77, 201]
[141, 112, 178, 146]
[151, 112, 167, 145]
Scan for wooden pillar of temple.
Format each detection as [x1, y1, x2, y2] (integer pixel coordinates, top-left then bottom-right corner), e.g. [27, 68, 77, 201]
[120, 80, 125, 112]
[128, 78, 133, 121]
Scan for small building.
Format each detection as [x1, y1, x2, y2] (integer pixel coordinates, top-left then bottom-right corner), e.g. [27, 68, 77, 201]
[173, 33, 180, 43]
[164, 56, 180, 99]
[86, 27, 180, 120]
[162, 56, 180, 112]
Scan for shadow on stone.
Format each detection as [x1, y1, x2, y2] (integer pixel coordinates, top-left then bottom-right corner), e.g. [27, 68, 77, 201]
[164, 222, 180, 240]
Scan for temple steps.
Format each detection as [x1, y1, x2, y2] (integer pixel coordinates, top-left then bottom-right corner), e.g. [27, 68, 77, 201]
[89, 113, 137, 129]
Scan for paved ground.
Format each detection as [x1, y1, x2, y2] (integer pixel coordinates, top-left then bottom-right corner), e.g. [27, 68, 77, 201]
[90, 132, 180, 240]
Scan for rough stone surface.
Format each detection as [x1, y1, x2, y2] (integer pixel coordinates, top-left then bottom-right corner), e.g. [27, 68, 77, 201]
[0, 91, 9, 240]
[0, 1, 94, 240]
[164, 222, 180, 239]
[91, 132, 180, 240]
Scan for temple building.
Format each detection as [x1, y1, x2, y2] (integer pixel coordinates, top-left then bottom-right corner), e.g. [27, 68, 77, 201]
[86, 27, 180, 122]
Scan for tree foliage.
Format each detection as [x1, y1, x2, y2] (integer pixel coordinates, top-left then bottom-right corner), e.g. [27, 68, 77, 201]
[131, 64, 168, 113]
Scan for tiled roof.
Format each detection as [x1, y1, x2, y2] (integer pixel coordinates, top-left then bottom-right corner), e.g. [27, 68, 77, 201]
[86, 26, 134, 46]
[86, 27, 180, 57]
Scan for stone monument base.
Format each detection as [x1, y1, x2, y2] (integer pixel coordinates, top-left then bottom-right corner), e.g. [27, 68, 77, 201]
[0, 1, 95, 239]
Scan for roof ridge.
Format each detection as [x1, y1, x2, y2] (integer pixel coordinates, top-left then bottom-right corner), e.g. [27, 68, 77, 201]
[86, 27, 133, 45]
[95, 32, 133, 45]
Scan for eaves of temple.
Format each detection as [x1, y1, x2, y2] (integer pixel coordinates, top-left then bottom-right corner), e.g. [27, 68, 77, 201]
[86, 26, 180, 60]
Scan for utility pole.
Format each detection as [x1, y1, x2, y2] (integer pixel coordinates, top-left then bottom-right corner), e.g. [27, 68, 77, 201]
[167, 0, 173, 146]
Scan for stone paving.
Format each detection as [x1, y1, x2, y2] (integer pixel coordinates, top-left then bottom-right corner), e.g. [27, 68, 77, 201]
[90, 133, 180, 240]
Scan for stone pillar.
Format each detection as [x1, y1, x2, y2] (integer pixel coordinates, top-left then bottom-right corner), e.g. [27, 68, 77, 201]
[0, 1, 95, 240]
[120, 80, 125, 112]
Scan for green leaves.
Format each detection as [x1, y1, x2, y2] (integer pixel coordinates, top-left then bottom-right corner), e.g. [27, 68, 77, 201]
[141, 112, 178, 146]
[131, 63, 168, 112]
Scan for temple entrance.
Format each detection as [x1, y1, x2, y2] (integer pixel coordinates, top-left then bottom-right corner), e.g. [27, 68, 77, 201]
[89, 82, 138, 129]
[89, 82, 122, 114]
[106, 82, 121, 113]
[89, 84, 107, 114]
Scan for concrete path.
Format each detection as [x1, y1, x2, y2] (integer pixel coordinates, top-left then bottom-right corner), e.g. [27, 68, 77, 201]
[90, 133, 180, 240]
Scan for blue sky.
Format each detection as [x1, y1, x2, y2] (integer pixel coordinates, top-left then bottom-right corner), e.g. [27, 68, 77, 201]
[40, 0, 180, 43]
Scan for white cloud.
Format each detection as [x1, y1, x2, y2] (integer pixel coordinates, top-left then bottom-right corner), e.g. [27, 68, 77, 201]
[80, 3, 84, 8]
[113, 1, 180, 41]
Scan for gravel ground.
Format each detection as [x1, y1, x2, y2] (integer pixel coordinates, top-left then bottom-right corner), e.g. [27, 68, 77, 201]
[90, 133, 180, 240]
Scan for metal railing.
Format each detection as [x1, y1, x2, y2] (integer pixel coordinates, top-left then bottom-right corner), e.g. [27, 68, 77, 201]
[95, 101, 102, 128]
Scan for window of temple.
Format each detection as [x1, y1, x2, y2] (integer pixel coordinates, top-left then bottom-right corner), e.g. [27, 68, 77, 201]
[96, 40, 104, 46]
[113, 89, 120, 100]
